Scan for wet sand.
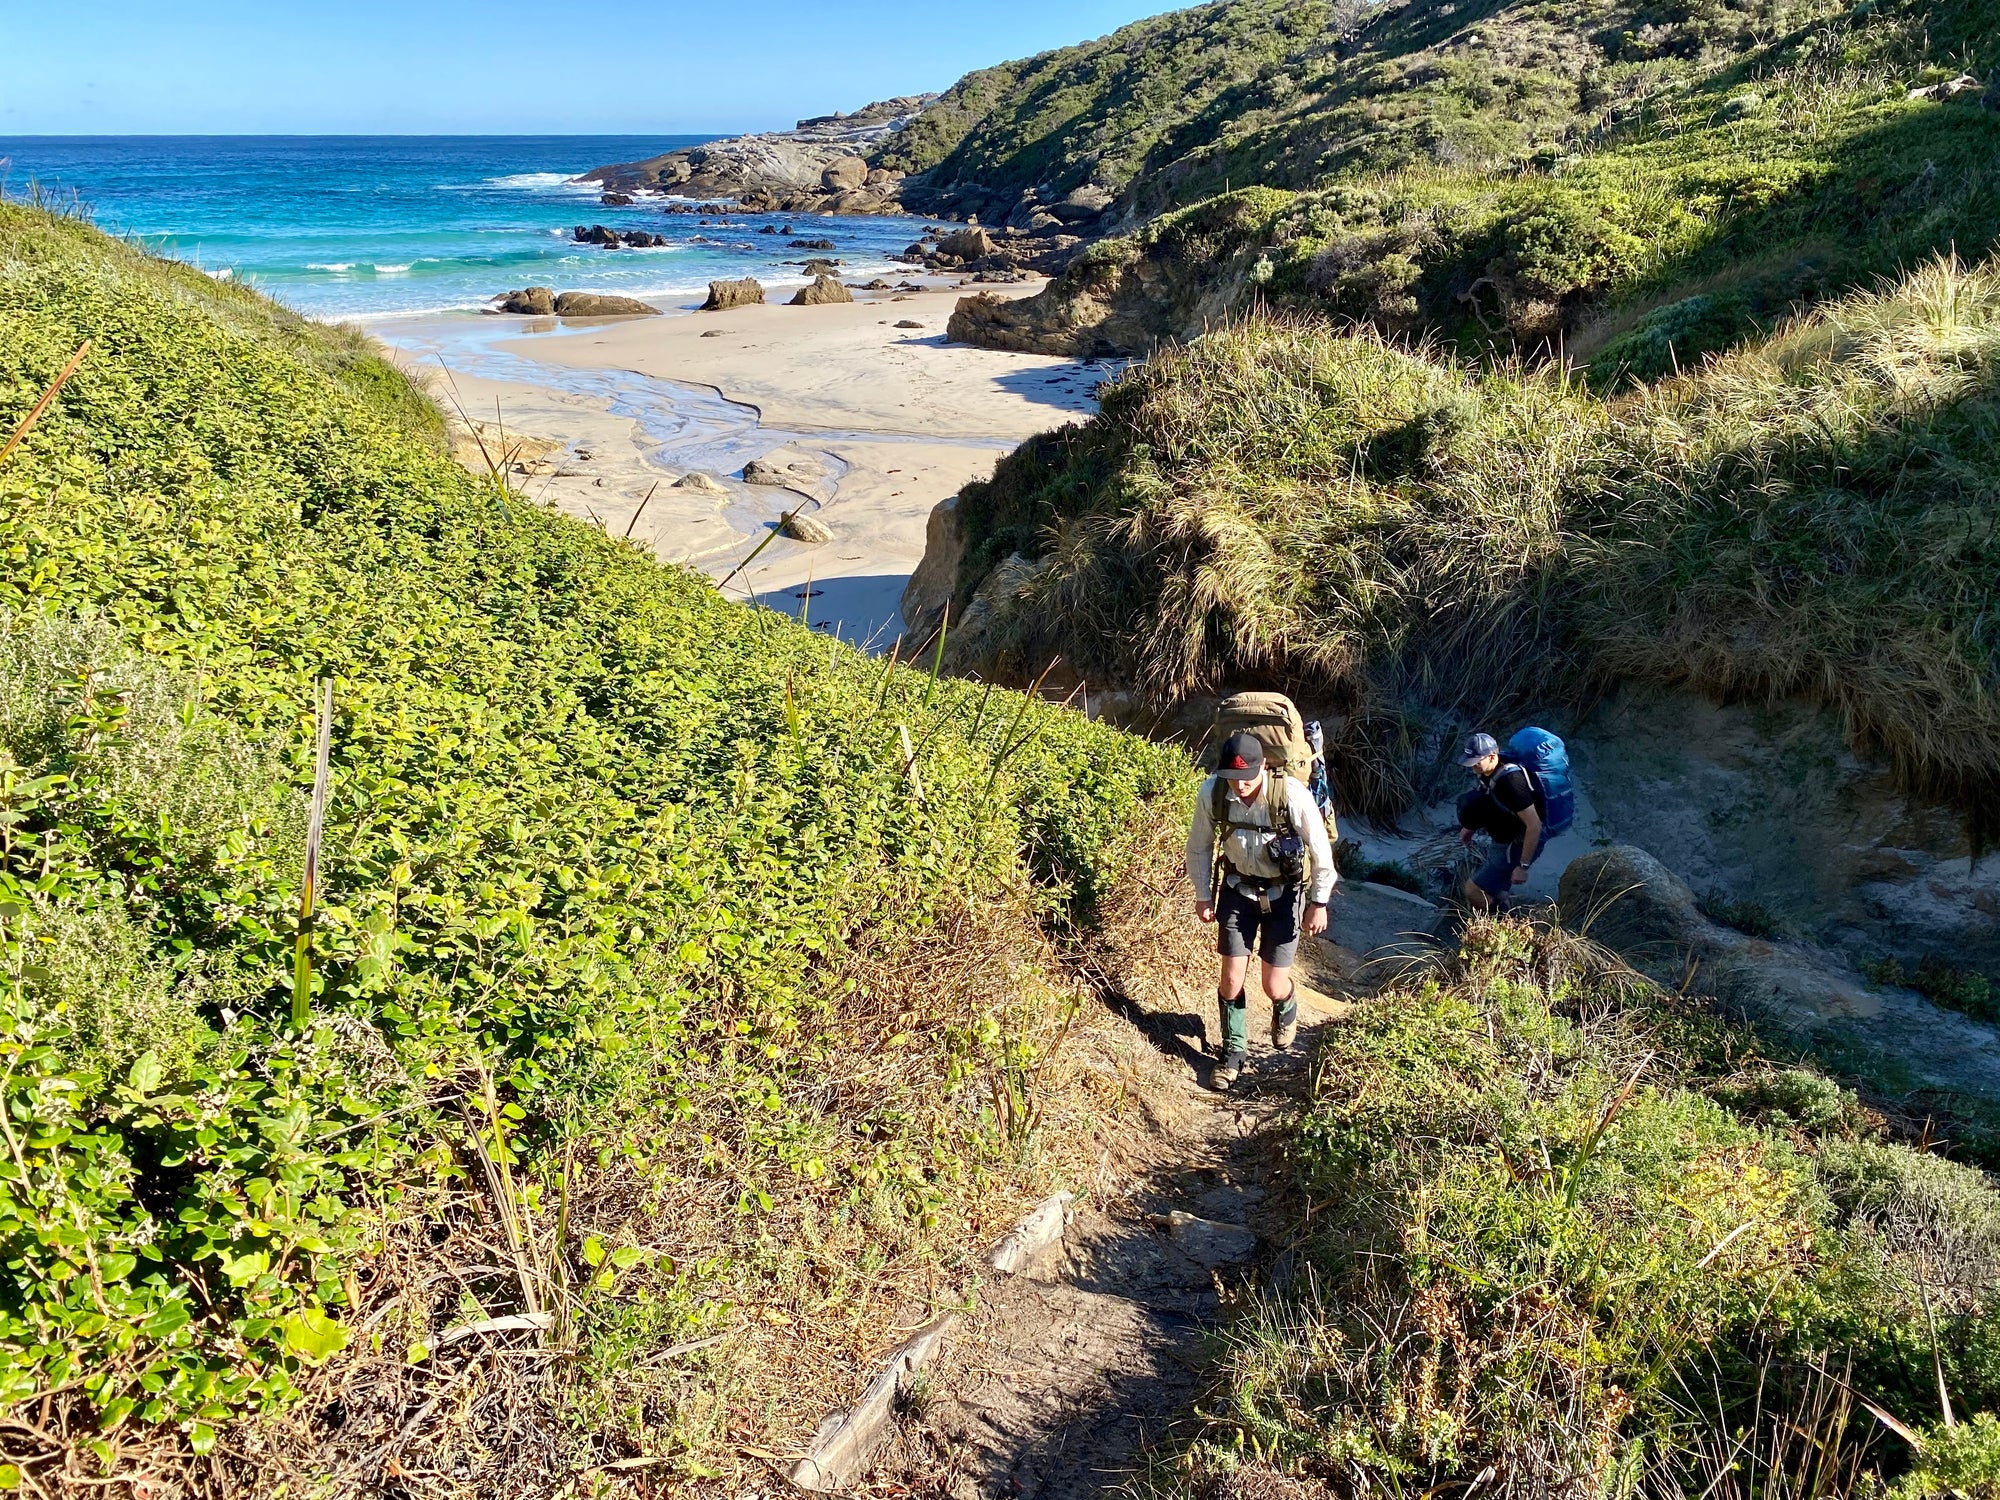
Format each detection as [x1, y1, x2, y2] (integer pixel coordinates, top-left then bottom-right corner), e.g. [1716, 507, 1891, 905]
[375, 281, 1118, 646]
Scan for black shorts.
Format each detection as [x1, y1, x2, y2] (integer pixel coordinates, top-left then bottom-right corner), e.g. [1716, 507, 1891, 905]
[1216, 882, 1302, 967]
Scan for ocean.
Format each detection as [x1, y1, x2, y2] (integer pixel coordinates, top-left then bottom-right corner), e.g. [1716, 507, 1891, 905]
[0, 136, 926, 321]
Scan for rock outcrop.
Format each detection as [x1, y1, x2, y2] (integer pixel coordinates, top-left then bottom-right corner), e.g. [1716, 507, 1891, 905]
[496, 286, 556, 315]
[821, 156, 869, 192]
[1569, 685, 2000, 978]
[934, 227, 998, 262]
[947, 230, 1244, 356]
[577, 97, 935, 216]
[702, 278, 765, 311]
[1559, 846, 2000, 1105]
[673, 472, 730, 494]
[900, 495, 963, 639]
[790, 274, 854, 306]
[553, 292, 658, 317]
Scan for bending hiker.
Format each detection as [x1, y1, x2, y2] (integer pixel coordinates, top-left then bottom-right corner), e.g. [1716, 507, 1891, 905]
[1455, 727, 1575, 913]
[1187, 730, 1336, 1090]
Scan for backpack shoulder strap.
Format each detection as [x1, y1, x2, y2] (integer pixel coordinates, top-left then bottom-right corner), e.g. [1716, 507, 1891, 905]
[1265, 775, 1294, 837]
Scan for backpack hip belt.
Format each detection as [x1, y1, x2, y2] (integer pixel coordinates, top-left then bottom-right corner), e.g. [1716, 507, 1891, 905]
[1221, 869, 1295, 913]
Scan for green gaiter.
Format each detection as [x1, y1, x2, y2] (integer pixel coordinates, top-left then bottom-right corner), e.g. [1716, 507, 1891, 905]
[1222, 990, 1249, 1054]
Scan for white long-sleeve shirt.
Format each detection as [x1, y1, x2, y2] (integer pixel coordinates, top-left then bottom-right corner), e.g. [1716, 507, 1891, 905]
[1186, 773, 1337, 906]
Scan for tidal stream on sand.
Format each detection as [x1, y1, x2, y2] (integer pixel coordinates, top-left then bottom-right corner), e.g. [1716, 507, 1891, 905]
[374, 309, 1067, 647]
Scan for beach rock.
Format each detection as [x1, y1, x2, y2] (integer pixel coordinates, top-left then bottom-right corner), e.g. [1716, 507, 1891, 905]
[902, 242, 928, 259]
[779, 511, 834, 544]
[702, 277, 765, 310]
[894, 319, 924, 329]
[789, 237, 836, 250]
[861, 278, 893, 290]
[949, 291, 1093, 356]
[554, 292, 659, 317]
[573, 224, 624, 248]
[801, 258, 842, 275]
[497, 286, 556, 315]
[673, 472, 731, 495]
[600, 191, 634, 206]
[743, 456, 820, 486]
[821, 156, 869, 191]
[758, 224, 780, 234]
[790, 274, 853, 306]
[935, 227, 998, 261]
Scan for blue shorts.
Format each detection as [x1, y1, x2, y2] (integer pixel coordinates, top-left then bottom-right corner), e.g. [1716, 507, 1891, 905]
[1472, 841, 1524, 899]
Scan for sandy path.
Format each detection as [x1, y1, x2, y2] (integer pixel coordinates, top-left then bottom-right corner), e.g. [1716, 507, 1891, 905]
[379, 284, 1115, 647]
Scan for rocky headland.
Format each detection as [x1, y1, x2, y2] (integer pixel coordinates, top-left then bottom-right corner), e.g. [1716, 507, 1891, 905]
[577, 96, 936, 215]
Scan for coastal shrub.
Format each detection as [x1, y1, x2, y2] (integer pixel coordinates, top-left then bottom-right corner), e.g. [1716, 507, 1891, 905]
[0, 201, 1193, 1482]
[1166, 918, 2000, 1494]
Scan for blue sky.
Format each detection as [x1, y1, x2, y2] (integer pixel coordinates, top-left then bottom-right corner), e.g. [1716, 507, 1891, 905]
[0, 0, 1177, 135]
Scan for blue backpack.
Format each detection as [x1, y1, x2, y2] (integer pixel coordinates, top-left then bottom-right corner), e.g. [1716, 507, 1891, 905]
[1506, 726, 1575, 838]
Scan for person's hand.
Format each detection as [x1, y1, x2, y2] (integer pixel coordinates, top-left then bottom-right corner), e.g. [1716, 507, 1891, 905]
[1302, 902, 1329, 936]
[1196, 901, 1216, 924]
[1511, 864, 1531, 886]
[1459, 828, 1475, 848]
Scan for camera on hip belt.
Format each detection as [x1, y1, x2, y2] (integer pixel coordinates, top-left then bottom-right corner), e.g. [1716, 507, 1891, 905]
[1268, 833, 1307, 879]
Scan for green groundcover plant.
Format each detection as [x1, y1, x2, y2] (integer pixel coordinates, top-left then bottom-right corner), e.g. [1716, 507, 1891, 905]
[0, 202, 1191, 1475]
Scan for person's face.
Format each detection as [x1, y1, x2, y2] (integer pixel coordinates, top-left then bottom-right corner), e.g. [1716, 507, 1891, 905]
[1473, 752, 1501, 778]
[1228, 772, 1262, 801]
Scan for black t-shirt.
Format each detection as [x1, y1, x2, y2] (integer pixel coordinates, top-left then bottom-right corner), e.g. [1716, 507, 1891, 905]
[1482, 762, 1544, 843]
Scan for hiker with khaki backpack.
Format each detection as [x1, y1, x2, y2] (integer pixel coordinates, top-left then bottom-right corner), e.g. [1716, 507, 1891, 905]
[1186, 693, 1337, 1090]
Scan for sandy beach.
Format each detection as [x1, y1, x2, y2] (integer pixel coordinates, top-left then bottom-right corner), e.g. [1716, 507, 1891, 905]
[377, 281, 1113, 646]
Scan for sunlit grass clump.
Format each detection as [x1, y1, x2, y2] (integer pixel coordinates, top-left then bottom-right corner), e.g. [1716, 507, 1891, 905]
[950, 256, 2000, 826]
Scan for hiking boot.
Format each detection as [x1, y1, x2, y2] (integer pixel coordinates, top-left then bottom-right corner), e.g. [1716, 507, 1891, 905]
[1271, 999, 1299, 1051]
[1212, 1050, 1249, 1091]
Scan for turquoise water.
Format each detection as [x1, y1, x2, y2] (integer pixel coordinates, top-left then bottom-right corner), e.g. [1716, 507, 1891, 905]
[0, 136, 923, 321]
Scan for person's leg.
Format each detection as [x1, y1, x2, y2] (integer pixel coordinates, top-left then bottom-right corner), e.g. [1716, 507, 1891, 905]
[1466, 842, 1521, 914]
[1213, 890, 1256, 1080]
[1262, 886, 1303, 1050]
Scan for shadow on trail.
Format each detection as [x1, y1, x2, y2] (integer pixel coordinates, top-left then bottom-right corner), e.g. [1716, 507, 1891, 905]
[873, 957, 1352, 1498]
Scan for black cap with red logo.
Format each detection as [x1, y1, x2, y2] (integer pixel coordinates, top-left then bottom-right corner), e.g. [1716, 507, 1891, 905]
[1215, 732, 1266, 779]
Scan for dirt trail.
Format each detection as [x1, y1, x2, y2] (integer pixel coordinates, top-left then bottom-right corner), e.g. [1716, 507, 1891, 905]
[868, 940, 1373, 1497]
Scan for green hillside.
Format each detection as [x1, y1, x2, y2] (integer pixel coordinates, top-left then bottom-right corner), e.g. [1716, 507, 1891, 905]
[881, 0, 1850, 224]
[939, 0, 2000, 373]
[1170, 918, 2000, 1496]
[0, 204, 1189, 1486]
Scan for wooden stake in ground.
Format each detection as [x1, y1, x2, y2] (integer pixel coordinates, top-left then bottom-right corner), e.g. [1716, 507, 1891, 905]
[0, 341, 91, 470]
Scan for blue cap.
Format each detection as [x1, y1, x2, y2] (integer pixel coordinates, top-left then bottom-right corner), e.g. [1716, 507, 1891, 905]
[1457, 732, 1499, 767]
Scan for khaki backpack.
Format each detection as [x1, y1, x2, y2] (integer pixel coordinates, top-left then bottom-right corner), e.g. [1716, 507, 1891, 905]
[1204, 692, 1313, 780]
[1204, 692, 1330, 887]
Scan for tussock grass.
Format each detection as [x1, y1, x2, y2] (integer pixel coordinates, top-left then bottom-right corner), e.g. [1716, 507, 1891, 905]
[952, 256, 2000, 827]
